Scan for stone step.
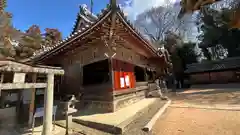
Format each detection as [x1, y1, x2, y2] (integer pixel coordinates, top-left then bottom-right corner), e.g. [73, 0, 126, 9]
[72, 98, 163, 134]
[56, 98, 166, 134]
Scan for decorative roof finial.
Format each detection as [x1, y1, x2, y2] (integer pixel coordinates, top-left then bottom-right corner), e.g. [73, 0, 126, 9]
[110, 0, 117, 9]
[79, 4, 88, 14]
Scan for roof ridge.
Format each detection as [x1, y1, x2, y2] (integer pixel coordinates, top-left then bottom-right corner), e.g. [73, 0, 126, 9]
[31, 4, 112, 61]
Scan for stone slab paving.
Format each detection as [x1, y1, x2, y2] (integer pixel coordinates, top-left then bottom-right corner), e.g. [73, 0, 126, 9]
[20, 125, 66, 135]
[0, 124, 66, 135]
[73, 98, 158, 126]
[56, 98, 167, 135]
[152, 107, 240, 135]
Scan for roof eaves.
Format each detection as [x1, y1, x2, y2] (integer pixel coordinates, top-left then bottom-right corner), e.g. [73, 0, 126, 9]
[31, 7, 112, 62]
[71, 13, 95, 34]
[116, 11, 157, 56]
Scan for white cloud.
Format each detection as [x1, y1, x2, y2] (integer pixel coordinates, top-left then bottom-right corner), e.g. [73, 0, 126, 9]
[121, 0, 178, 20]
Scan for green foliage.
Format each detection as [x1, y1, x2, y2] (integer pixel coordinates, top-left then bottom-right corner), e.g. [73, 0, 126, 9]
[170, 41, 199, 74]
[197, 3, 240, 59]
[0, 0, 7, 12]
[0, 10, 18, 59]
[43, 28, 62, 47]
[0, 1, 63, 60]
[15, 26, 63, 59]
[15, 25, 42, 59]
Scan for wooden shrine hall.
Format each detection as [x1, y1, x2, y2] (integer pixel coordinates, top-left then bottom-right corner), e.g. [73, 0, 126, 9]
[30, 1, 170, 112]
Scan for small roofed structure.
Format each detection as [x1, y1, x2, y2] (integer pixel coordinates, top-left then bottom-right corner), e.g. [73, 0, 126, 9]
[0, 59, 64, 135]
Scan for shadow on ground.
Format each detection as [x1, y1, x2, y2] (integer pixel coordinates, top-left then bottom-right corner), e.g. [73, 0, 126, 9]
[167, 88, 240, 105]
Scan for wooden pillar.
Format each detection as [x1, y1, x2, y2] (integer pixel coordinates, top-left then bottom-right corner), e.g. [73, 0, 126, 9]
[109, 58, 115, 91]
[42, 74, 54, 135]
[0, 73, 4, 97]
[28, 73, 37, 127]
[144, 68, 148, 82]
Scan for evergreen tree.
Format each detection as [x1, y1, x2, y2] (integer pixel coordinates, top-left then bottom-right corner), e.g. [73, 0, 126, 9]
[0, 2, 18, 59]
[16, 25, 42, 59]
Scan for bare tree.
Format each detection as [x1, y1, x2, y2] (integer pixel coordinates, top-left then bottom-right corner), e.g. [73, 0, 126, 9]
[134, 3, 192, 44]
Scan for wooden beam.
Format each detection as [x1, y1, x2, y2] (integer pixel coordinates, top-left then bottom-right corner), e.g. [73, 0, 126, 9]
[0, 73, 3, 96]
[28, 73, 37, 127]
[0, 65, 64, 75]
[0, 83, 47, 90]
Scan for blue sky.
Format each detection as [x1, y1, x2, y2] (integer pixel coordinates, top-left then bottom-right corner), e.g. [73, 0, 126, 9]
[6, 0, 109, 38]
[6, 0, 179, 38]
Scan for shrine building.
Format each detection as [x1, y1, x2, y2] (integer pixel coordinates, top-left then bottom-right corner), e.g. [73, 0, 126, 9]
[185, 57, 240, 84]
[30, 2, 170, 112]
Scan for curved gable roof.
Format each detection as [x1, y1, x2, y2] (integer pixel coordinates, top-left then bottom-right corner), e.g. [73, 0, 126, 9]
[31, 4, 160, 62]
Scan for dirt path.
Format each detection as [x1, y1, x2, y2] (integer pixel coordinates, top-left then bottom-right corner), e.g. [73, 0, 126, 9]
[152, 107, 240, 135]
[152, 88, 240, 135]
[169, 88, 240, 105]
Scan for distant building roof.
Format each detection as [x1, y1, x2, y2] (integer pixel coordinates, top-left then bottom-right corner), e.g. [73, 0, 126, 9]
[185, 57, 240, 73]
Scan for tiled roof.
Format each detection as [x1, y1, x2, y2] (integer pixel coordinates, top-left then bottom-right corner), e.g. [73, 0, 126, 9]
[185, 57, 240, 73]
[71, 4, 98, 34]
[30, 5, 112, 60]
[30, 3, 159, 62]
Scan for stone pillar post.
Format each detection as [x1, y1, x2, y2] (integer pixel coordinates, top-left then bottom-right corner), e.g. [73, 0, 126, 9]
[42, 74, 54, 135]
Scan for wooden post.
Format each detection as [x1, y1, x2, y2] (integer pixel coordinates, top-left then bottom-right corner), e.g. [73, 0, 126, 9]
[42, 74, 54, 135]
[109, 58, 115, 91]
[0, 73, 4, 97]
[28, 73, 37, 127]
[144, 68, 148, 82]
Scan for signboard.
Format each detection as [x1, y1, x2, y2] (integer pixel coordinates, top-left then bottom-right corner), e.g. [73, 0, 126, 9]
[34, 105, 57, 118]
[125, 75, 130, 87]
[36, 89, 44, 95]
[13, 73, 25, 83]
[120, 77, 125, 88]
[32, 106, 57, 133]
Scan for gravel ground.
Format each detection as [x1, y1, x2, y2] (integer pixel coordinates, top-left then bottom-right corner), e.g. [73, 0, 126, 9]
[152, 107, 240, 135]
[168, 88, 240, 105]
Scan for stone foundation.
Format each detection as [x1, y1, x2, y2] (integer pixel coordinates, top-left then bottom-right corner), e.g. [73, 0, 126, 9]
[81, 100, 114, 113]
[113, 86, 148, 111]
[73, 86, 149, 113]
